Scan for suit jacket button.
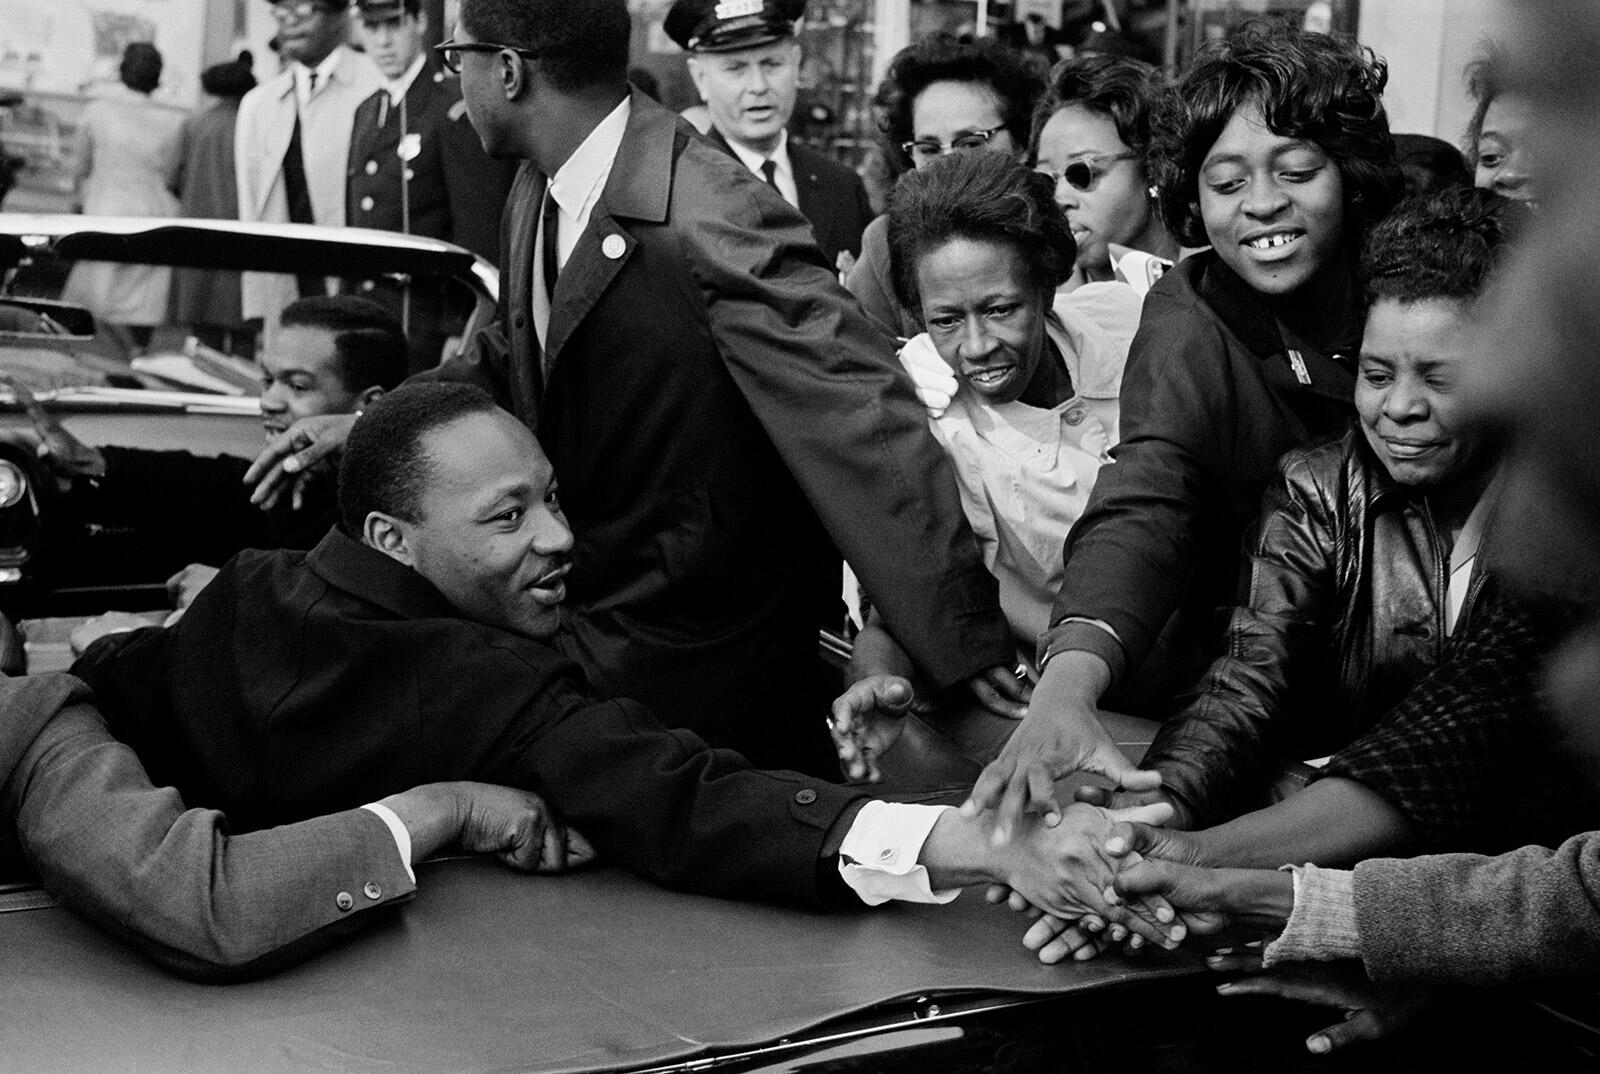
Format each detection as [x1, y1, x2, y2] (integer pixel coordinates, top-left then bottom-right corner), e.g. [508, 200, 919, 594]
[363, 882, 383, 900]
[365, 160, 378, 175]
[360, 196, 375, 211]
[794, 789, 817, 805]
[513, 314, 526, 328]
[335, 891, 355, 912]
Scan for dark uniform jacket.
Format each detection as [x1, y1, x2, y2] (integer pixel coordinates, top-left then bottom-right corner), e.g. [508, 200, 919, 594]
[1143, 429, 1495, 826]
[345, 66, 512, 259]
[1041, 251, 1361, 713]
[707, 126, 873, 267]
[71, 530, 868, 908]
[434, 90, 1011, 770]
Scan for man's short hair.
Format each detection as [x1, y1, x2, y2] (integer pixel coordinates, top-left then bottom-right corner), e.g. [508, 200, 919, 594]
[279, 295, 408, 394]
[338, 382, 501, 534]
[458, 0, 630, 92]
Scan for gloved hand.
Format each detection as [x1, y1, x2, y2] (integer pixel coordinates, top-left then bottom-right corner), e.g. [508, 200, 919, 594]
[896, 333, 958, 418]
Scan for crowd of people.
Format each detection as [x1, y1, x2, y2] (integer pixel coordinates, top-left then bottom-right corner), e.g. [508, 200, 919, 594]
[7, 0, 1599, 1061]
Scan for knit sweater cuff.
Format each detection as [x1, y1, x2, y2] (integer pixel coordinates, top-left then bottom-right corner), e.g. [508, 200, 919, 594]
[1263, 864, 1360, 966]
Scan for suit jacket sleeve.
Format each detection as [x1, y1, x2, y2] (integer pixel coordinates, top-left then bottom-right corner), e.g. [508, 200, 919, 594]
[677, 167, 1012, 688]
[1141, 449, 1339, 826]
[1, 674, 414, 982]
[1042, 287, 1233, 681]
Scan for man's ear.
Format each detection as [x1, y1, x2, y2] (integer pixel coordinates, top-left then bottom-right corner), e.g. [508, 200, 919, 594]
[364, 511, 415, 567]
[501, 48, 528, 101]
[685, 56, 710, 103]
[356, 384, 385, 411]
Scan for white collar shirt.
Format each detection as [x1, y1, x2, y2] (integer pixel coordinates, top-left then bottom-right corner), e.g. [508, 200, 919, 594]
[723, 128, 799, 210]
[293, 49, 346, 110]
[383, 54, 427, 107]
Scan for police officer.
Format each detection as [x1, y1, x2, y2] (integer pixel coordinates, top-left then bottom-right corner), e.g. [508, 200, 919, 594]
[346, 0, 514, 369]
[665, 0, 872, 273]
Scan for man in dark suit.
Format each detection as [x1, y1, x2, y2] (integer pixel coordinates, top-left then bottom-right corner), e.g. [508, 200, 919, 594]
[0, 671, 587, 981]
[346, 0, 515, 368]
[249, 0, 1028, 778]
[666, 0, 872, 273]
[77, 383, 1182, 938]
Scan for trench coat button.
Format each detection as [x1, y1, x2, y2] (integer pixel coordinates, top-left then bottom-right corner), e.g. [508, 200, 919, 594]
[404, 168, 415, 181]
[513, 314, 527, 328]
[365, 160, 378, 175]
[602, 234, 626, 259]
[361, 279, 375, 292]
[794, 788, 817, 805]
[335, 891, 355, 912]
[363, 882, 383, 900]
[360, 196, 375, 212]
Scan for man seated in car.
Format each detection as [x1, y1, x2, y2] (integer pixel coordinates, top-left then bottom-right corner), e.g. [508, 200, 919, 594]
[68, 382, 1183, 942]
[22, 295, 405, 617]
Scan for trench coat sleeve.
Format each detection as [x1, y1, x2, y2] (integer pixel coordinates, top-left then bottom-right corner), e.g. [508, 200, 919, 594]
[1141, 448, 1340, 825]
[1041, 286, 1235, 682]
[677, 175, 1012, 689]
[1352, 833, 1600, 985]
[1, 674, 414, 982]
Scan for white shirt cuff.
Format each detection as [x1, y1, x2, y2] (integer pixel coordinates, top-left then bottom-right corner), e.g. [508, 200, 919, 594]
[838, 801, 961, 906]
[361, 802, 416, 882]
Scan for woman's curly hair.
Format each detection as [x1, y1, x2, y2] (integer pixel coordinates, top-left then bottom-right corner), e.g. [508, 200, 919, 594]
[1361, 185, 1522, 305]
[1461, 42, 1507, 167]
[1028, 53, 1164, 169]
[879, 32, 1048, 171]
[1149, 22, 1402, 248]
[886, 151, 1076, 316]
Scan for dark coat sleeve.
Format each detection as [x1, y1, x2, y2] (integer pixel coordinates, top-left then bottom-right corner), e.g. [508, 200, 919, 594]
[674, 162, 1013, 687]
[1, 674, 414, 982]
[1042, 283, 1236, 681]
[1142, 447, 1341, 825]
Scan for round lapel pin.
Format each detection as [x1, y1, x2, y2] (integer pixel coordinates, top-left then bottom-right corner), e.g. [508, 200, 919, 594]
[602, 234, 626, 260]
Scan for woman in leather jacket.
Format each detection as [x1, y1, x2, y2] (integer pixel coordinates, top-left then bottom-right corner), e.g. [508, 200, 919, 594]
[1140, 185, 1522, 828]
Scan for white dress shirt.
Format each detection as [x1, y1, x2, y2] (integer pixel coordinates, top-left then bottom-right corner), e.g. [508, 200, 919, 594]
[722, 128, 801, 210]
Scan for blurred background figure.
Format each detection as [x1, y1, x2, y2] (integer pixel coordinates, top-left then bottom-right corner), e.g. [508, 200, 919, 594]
[1391, 132, 1471, 198]
[171, 53, 258, 357]
[1464, 43, 1533, 206]
[62, 43, 184, 351]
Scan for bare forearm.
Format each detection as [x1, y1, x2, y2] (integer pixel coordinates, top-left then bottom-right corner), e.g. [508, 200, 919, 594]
[1196, 778, 1419, 869]
[917, 808, 1003, 889]
[847, 610, 917, 683]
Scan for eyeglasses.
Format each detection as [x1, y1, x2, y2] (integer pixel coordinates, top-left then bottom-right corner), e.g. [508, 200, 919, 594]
[1036, 152, 1139, 192]
[432, 38, 539, 74]
[901, 125, 1007, 164]
[270, 0, 340, 21]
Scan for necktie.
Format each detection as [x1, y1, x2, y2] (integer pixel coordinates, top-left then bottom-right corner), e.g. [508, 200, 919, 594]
[281, 112, 322, 296]
[760, 158, 778, 191]
[307, 69, 318, 98]
[541, 190, 560, 301]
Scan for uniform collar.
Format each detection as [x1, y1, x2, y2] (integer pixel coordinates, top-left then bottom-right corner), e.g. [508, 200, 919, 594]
[721, 127, 790, 180]
[384, 53, 428, 105]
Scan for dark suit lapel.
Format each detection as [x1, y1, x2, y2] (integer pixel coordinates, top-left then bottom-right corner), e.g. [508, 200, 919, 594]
[544, 211, 632, 363]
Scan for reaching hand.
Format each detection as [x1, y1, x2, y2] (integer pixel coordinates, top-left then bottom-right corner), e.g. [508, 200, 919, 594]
[967, 663, 1031, 720]
[828, 674, 917, 783]
[165, 563, 220, 610]
[895, 333, 958, 417]
[995, 802, 1186, 949]
[4, 376, 105, 480]
[1214, 960, 1437, 1055]
[243, 413, 357, 511]
[452, 783, 597, 873]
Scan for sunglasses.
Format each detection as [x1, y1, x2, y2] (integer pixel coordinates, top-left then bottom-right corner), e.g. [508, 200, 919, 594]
[1036, 151, 1139, 192]
[432, 38, 539, 74]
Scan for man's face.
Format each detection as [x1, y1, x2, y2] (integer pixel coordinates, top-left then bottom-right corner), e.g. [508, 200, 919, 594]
[357, 10, 425, 80]
[449, 20, 510, 157]
[259, 325, 365, 441]
[272, 0, 350, 67]
[391, 409, 574, 640]
[687, 38, 800, 154]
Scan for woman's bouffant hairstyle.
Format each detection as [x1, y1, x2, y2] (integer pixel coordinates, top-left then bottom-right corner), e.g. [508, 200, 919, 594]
[880, 33, 1048, 170]
[1028, 54, 1163, 168]
[887, 152, 1076, 315]
[1148, 22, 1402, 248]
[1361, 185, 1521, 306]
[120, 42, 164, 95]
[1462, 42, 1507, 167]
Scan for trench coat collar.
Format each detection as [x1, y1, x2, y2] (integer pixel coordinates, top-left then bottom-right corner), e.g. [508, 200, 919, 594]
[305, 527, 460, 623]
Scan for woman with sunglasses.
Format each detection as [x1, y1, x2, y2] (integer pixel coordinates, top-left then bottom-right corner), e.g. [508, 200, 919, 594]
[845, 33, 1047, 337]
[966, 23, 1403, 840]
[832, 152, 1138, 783]
[1030, 54, 1179, 292]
